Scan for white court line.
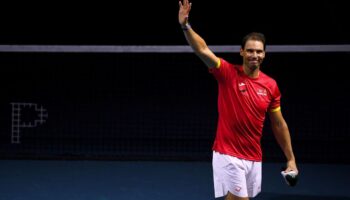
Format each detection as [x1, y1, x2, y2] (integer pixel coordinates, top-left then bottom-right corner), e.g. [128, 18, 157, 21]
[0, 45, 350, 53]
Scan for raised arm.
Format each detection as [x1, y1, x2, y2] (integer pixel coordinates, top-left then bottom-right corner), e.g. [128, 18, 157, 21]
[178, 0, 220, 68]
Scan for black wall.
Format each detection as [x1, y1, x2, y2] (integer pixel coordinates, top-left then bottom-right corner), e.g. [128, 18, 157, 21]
[1, 1, 349, 163]
[1, 52, 349, 163]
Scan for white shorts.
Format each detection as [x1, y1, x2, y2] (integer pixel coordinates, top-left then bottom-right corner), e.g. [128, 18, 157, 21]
[212, 151, 262, 198]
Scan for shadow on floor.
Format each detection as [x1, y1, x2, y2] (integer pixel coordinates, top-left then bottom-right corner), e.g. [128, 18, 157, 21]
[258, 193, 350, 200]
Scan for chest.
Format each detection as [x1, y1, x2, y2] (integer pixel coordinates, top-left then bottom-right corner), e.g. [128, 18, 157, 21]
[233, 77, 272, 112]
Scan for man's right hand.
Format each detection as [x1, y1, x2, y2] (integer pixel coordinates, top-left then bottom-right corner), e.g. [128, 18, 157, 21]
[178, 0, 192, 26]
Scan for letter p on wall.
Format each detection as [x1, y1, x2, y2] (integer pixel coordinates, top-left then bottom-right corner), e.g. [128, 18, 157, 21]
[10, 102, 48, 144]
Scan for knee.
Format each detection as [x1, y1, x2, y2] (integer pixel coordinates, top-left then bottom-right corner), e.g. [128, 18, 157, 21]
[225, 191, 249, 200]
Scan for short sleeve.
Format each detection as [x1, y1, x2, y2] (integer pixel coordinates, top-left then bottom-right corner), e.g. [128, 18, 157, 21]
[269, 83, 281, 112]
[208, 58, 236, 82]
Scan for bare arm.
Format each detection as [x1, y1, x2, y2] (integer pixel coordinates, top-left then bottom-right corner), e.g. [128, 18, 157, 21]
[269, 109, 298, 173]
[178, 0, 220, 68]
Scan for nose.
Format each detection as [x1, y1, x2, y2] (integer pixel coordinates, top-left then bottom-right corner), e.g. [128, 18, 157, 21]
[251, 51, 258, 58]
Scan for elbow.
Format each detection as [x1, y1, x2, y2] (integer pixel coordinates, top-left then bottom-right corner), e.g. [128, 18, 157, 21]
[195, 47, 210, 57]
[272, 119, 288, 131]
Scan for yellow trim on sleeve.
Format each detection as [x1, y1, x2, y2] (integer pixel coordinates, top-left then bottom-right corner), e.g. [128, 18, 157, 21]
[215, 58, 221, 68]
[270, 106, 281, 112]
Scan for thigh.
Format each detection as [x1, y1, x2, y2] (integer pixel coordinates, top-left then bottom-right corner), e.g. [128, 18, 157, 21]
[246, 161, 262, 198]
[212, 151, 249, 198]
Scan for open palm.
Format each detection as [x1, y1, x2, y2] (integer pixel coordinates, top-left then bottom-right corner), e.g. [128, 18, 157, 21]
[178, 0, 192, 25]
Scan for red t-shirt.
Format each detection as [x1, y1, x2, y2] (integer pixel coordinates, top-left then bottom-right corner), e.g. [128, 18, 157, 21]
[209, 58, 281, 161]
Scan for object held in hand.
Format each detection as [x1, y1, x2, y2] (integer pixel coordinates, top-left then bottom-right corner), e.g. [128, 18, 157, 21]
[281, 170, 298, 187]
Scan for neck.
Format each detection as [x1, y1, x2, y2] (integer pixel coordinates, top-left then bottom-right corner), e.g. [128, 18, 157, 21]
[243, 65, 260, 78]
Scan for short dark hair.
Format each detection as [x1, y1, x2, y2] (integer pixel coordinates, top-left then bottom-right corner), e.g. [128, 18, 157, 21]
[241, 32, 266, 50]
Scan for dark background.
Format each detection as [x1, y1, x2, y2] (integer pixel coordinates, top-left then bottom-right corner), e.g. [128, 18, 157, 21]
[1, 0, 349, 163]
[0, 0, 349, 45]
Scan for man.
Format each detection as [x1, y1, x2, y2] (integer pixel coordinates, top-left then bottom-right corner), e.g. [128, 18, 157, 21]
[178, 0, 298, 199]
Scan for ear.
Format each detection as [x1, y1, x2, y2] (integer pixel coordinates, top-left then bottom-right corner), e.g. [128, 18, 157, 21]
[240, 48, 244, 56]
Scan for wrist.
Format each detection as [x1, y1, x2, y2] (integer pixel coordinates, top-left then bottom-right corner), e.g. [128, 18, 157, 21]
[181, 23, 191, 31]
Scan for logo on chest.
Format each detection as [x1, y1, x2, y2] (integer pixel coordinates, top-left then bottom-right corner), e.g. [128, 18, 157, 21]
[257, 88, 267, 96]
[238, 82, 247, 92]
[238, 82, 268, 97]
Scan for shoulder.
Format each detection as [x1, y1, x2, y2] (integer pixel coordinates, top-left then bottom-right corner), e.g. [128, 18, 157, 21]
[218, 58, 235, 68]
[259, 71, 280, 96]
[210, 58, 237, 73]
[259, 71, 277, 86]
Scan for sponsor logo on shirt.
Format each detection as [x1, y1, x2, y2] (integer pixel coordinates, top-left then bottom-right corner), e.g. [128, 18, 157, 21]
[257, 88, 267, 96]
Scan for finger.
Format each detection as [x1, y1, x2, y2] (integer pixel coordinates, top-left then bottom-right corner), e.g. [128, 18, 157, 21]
[184, 0, 189, 6]
[286, 167, 298, 174]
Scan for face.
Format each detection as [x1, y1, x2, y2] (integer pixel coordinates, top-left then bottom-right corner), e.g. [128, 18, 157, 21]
[240, 40, 265, 71]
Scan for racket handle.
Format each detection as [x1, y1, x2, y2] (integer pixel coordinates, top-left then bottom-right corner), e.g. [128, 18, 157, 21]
[281, 170, 298, 187]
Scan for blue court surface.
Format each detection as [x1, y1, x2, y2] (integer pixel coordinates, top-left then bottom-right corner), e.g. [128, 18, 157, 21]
[0, 160, 349, 200]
